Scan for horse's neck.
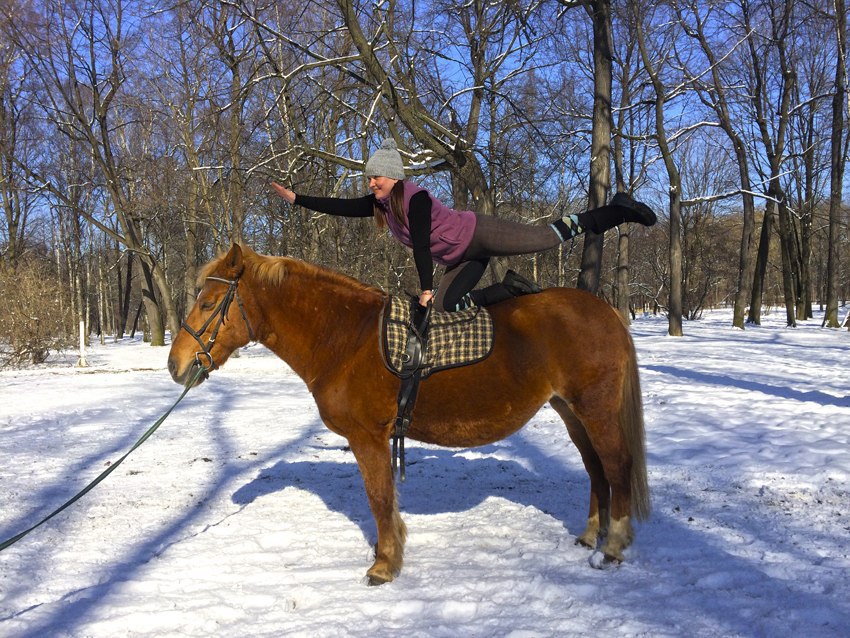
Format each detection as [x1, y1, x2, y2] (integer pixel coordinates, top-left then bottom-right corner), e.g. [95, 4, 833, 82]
[257, 268, 382, 387]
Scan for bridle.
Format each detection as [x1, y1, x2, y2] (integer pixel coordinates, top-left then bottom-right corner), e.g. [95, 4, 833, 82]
[180, 275, 256, 375]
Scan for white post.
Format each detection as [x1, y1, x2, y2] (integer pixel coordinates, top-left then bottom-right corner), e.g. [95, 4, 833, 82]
[76, 320, 88, 368]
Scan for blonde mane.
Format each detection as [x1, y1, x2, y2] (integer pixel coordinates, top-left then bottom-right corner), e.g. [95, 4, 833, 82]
[199, 245, 383, 300]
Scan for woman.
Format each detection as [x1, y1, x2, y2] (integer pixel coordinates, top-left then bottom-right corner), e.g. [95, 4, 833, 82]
[271, 138, 656, 312]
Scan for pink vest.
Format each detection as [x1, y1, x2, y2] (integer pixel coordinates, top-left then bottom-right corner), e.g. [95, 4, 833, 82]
[379, 182, 477, 266]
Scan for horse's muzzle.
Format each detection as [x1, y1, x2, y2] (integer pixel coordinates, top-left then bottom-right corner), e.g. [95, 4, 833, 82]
[167, 357, 208, 387]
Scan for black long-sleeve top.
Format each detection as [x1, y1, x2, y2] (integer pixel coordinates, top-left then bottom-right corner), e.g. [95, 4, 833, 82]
[294, 191, 435, 290]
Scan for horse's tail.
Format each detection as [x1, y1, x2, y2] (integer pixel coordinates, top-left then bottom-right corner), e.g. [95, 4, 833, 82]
[621, 332, 651, 521]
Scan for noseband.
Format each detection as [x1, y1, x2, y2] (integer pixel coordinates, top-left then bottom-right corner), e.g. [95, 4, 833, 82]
[180, 275, 256, 374]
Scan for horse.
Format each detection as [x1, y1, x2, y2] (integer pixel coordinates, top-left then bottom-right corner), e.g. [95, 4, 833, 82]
[167, 244, 650, 585]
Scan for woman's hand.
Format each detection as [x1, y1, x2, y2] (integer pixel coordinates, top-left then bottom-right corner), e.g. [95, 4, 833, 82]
[271, 181, 296, 204]
[418, 290, 433, 308]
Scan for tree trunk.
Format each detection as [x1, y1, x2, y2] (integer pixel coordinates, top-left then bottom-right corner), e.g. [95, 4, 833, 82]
[634, 1, 683, 335]
[615, 229, 631, 322]
[667, 190, 684, 336]
[747, 206, 773, 324]
[118, 250, 134, 339]
[798, 202, 812, 321]
[824, 0, 846, 328]
[743, 0, 797, 327]
[578, 0, 613, 294]
[730, 145, 757, 329]
[97, 248, 108, 342]
[775, 193, 798, 327]
[138, 258, 165, 346]
[184, 182, 201, 318]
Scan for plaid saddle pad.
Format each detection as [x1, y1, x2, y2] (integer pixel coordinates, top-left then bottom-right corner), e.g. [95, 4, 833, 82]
[382, 296, 494, 378]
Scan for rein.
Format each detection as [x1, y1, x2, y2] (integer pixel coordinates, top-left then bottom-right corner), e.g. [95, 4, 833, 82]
[181, 275, 256, 374]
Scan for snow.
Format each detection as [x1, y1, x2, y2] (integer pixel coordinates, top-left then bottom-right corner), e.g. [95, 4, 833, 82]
[1, 309, 849, 637]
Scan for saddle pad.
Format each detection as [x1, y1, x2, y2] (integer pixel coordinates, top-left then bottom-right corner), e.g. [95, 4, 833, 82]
[383, 296, 494, 378]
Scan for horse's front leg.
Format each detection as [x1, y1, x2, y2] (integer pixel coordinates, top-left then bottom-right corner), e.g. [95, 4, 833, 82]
[348, 430, 407, 585]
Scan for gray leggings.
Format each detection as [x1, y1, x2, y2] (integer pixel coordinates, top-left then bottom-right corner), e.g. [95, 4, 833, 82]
[433, 214, 561, 311]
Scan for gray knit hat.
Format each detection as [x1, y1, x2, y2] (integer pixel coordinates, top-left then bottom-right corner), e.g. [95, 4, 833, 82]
[364, 138, 405, 180]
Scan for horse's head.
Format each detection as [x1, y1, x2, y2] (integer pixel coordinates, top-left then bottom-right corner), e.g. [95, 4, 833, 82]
[168, 243, 256, 387]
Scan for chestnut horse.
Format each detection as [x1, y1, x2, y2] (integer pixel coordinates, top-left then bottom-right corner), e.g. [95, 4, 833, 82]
[167, 244, 650, 584]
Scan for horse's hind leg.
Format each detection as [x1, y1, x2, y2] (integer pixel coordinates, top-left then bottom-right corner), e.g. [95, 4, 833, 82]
[554, 393, 638, 563]
[347, 430, 407, 585]
[550, 397, 610, 550]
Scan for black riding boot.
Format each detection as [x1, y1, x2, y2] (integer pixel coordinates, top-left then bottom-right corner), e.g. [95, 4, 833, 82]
[502, 269, 543, 296]
[468, 283, 514, 307]
[552, 192, 657, 240]
[467, 270, 542, 307]
[577, 192, 657, 234]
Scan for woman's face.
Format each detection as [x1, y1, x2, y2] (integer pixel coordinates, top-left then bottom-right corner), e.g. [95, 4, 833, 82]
[368, 176, 398, 199]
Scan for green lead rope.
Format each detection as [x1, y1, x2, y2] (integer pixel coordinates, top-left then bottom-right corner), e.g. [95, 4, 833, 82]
[0, 366, 206, 553]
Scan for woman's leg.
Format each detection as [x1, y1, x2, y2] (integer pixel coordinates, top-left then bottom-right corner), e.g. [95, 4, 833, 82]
[434, 194, 657, 311]
[434, 217, 561, 311]
[467, 214, 563, 256]
[433, 258, 489, 311]
[470, 192, 657, 255]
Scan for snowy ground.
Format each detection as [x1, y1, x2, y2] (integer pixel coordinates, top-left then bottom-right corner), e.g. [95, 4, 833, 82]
[1, 308, 848, 637]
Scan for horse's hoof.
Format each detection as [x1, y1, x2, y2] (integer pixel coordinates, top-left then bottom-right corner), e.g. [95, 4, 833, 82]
[366, 573, 392, 586]
[589, 550, 621, 570]
[365, 565, 395, 586]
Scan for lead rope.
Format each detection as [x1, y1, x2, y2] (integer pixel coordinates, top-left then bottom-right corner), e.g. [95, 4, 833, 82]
[0, 364, 207, 553]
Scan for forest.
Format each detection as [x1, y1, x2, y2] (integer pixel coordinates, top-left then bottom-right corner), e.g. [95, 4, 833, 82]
[1, 0, 849, 366]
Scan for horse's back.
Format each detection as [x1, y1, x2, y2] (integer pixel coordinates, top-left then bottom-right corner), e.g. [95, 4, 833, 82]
[408, 288, 634, 447]
[487, 287, 633, 367]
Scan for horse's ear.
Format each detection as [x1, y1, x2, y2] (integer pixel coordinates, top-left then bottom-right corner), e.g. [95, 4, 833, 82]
[224, 243, 245, 277]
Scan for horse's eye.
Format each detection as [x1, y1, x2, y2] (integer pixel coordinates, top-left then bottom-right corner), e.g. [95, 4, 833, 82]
[200, 300, 214, 311]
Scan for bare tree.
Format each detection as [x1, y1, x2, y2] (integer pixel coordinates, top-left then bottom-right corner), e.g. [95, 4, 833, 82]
[786, 5, 836, 322]
[674, 0, 759, 329]
[824, 0, 847, 328]
[633, 1, 685, 336]
[2, 0, 849, 354]
[611, 2, 657, 321]
[679, 137, 741, 318]
[611, 17, 638, 321]
[8, 0, 179, 343]
[234, 0, 565, 283]
[150, 1, 257, 314]
[572, 0, 614, 294]
[0, 9, 38, 269]
[741, 0, 799, 327]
